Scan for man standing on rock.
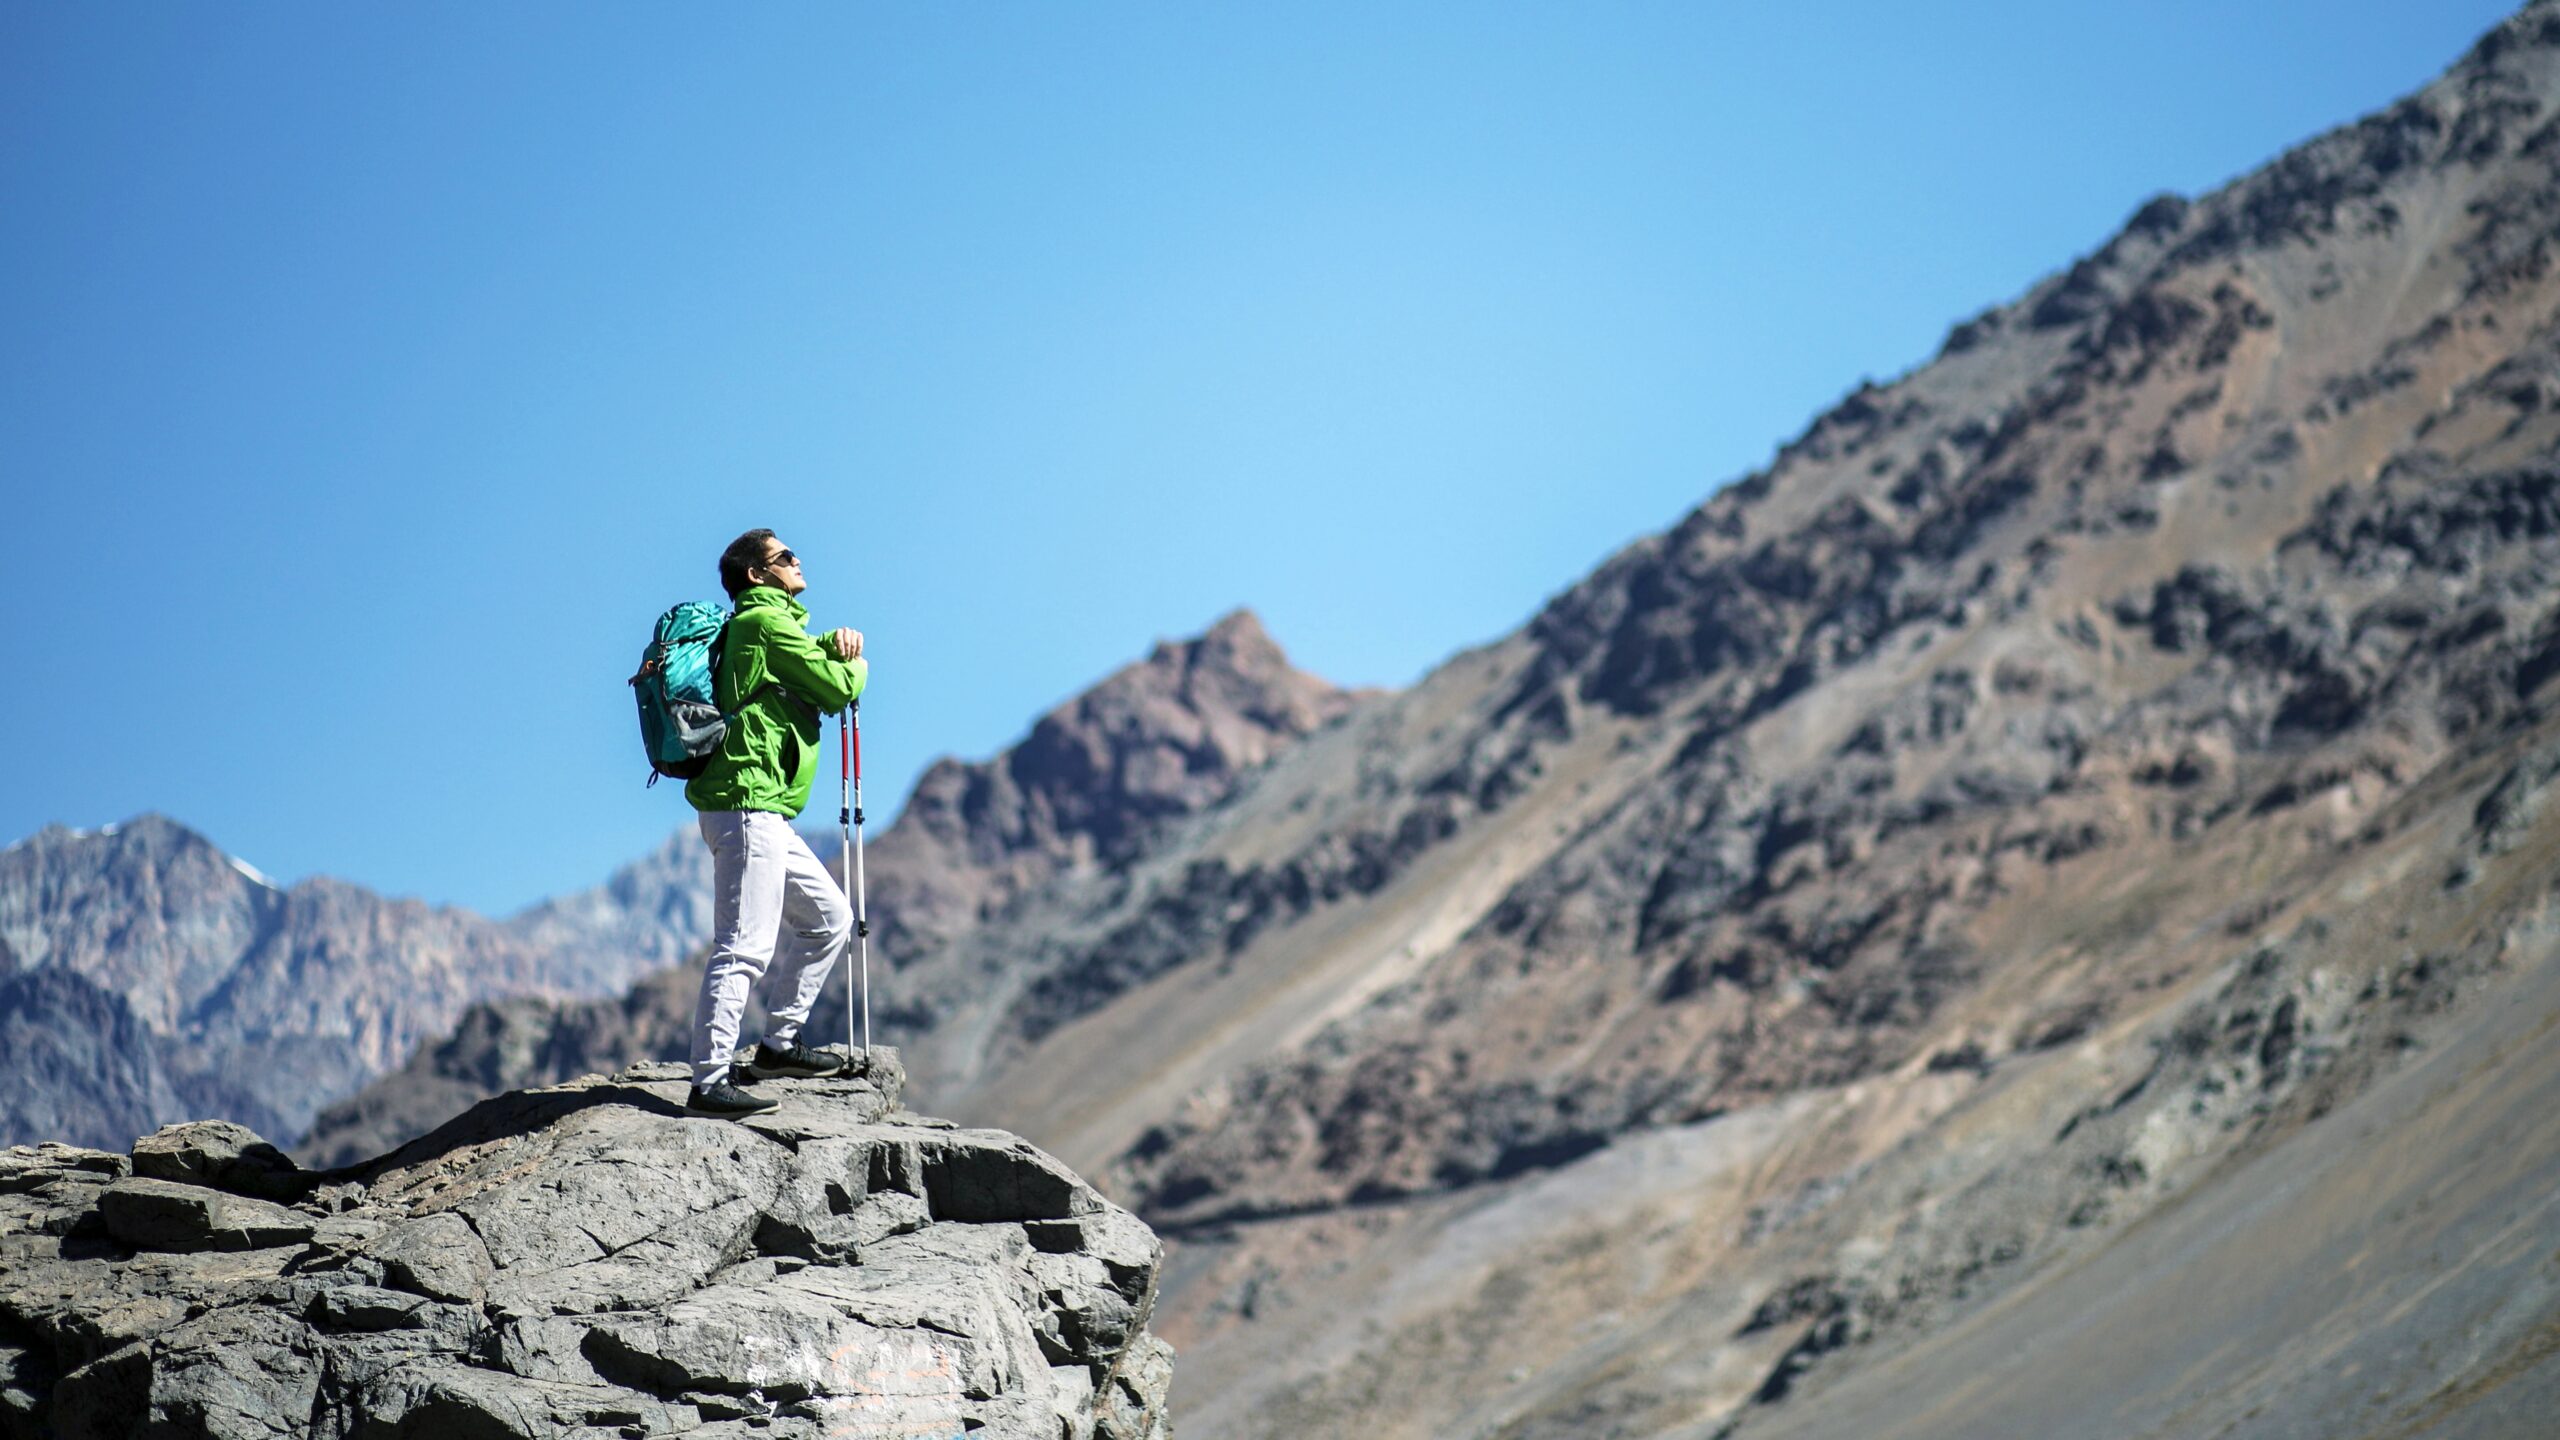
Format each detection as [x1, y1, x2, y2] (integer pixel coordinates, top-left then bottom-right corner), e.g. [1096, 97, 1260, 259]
[682, 528, 868, 1118]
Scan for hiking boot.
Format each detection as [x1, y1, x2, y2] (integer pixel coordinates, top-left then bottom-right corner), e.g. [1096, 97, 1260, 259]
[745, 1040, 847, 1080]
[685, 1080, 778, 1118]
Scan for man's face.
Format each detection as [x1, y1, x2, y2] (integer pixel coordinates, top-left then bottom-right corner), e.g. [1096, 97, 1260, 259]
[752, 539, 808, 596]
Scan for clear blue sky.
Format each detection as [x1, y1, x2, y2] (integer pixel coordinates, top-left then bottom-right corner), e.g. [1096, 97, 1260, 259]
[2, 2, 2520, 916]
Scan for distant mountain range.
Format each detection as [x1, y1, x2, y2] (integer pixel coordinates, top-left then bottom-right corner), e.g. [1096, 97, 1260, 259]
[0, 815, 688, 1151]
[19, 6, 2560, 1436]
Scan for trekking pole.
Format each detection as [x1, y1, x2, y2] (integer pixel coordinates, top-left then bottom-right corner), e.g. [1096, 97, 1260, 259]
[841, 701, 872, 1067]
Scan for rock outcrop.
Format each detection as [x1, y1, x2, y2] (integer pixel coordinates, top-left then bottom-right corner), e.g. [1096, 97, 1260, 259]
[0, 1052, 1173, 1439]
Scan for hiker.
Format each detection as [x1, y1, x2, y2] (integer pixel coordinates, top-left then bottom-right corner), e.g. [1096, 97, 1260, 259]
[682, 528, 869, 1118]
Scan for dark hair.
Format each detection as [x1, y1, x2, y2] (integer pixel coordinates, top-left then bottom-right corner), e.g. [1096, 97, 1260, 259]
[718, 528, 779, 599]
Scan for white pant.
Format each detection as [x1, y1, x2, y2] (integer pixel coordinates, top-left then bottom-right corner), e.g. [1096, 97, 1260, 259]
[692, 810, 850, 1087]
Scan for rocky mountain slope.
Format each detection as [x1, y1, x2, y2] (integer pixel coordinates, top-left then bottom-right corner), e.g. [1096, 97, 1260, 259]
[274, 5, 2560, 1434]
[1070, 7, 2560, 1433]
[0, 1051, 1173, 1439]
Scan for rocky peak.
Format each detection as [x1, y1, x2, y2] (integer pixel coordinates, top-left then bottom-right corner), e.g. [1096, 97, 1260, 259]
[0, 815, 282, 1035]
[1121, 9, 2560, 1201]
[884, 608, 1363, 938]
[0, 1052, 1173, 1439]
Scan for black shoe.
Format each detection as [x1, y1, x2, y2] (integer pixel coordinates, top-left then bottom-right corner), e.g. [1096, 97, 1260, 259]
[686, 1081, 778, 1117]
[746, 1040, 846, 1080]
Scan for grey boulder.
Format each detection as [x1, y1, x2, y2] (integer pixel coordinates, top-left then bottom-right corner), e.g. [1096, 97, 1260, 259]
[97, 1177, 317, 1254]
[131, 1120, 311, 1202]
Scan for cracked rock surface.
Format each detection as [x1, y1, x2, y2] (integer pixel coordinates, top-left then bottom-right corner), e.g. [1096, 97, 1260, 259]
[0, 1050, 1172, 1439]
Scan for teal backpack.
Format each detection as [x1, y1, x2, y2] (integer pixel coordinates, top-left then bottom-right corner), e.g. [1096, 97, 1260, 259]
[630, 601, 733, 784]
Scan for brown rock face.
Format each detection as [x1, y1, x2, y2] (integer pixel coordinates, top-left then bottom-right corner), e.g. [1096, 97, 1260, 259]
[880, 608, 1366, 948]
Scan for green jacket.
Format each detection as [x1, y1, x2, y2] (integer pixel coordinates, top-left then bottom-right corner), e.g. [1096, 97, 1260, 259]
[685, 587, 869, 818]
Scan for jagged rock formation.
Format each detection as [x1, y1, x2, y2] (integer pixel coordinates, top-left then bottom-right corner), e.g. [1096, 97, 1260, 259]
[301, 608, 1361, 1168]
[0, 818, 676, 1150]
[0, 1051, 1173, 1439]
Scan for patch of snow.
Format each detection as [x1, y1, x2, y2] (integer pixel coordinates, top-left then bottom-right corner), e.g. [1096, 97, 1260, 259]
[229, 855, 279, 890]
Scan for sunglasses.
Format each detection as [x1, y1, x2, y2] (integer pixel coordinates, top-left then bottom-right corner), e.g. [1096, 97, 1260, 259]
[762, 549, 800, 569]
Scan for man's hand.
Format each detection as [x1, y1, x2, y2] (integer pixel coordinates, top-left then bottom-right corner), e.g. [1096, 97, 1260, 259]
[828, 628, 865, 662]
